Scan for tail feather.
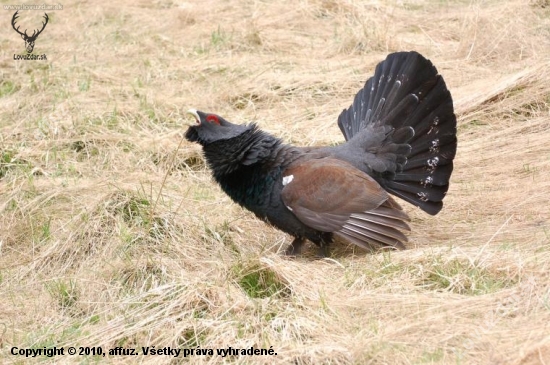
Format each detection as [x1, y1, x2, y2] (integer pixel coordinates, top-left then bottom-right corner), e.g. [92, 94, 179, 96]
[337, 51, 457, 215]
[384, 180, 448, 202]
[378, 95, 419, 130]
[386, 190, 442, 216]
[394, 164, 453, 186]
[407, 142, 456, 170]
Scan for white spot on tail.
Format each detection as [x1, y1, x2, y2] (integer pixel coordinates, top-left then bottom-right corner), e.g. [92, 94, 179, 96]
[417, 192, 429, 202]
[422, 176, 434, 187]
[282, 175, 294, 186]
[427, 156, 440, 172]
[429, 139, 440, 153]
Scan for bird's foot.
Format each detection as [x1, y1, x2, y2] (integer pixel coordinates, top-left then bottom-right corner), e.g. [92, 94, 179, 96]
[316, 244, 330, 258]
[284, 237, 305, 256]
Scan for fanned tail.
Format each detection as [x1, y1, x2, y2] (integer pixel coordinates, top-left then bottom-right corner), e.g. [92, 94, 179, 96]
[337, 51, 457, 215]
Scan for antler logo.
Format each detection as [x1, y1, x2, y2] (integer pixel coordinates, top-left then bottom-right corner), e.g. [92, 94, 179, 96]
[11, 11, 49, 54]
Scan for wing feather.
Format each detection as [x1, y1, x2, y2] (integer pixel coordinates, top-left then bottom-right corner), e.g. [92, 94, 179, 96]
[281, 159, 410, 249]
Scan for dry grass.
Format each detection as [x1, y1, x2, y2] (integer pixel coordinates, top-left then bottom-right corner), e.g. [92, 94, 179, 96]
[1, 0, 550, 364]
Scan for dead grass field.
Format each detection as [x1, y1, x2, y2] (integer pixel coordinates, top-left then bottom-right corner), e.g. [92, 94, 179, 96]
[1, 0, 550, 364]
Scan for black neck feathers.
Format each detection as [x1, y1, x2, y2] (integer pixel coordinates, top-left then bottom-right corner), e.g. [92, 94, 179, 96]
[202, 124, 283, 179]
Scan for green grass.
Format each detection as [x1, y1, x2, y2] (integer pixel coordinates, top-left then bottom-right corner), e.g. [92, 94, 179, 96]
[234, 263, 291, 299]
[420, 257, 517, 295]
[45, 279, 79, 312]
[0, 149, 31, 179]
[0, 80, 18, 97]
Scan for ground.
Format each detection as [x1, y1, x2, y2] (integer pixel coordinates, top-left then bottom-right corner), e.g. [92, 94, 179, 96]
[1, 0, 550, 364]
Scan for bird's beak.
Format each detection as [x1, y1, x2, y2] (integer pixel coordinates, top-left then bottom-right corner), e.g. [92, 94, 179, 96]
[185, 109, 201, 126]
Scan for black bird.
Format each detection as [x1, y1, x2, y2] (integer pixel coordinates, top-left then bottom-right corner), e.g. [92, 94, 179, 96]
[185, 51, 457, 256]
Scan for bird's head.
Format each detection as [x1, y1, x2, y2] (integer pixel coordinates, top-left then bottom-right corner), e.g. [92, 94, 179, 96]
[185, 109, 251, 146]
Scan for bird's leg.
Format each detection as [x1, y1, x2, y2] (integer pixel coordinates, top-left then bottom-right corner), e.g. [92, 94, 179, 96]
[316, 242, 330, 258]
[284, 237, 305, 256]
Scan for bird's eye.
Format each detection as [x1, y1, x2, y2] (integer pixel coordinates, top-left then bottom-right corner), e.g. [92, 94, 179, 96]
[206, 114, 220, 125]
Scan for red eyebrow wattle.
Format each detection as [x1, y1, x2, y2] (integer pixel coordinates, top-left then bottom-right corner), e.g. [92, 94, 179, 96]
[206, 114, 220, 124]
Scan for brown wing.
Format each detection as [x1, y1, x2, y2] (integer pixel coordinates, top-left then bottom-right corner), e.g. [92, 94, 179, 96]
[281, 158, 411, 249]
